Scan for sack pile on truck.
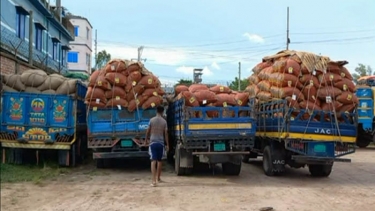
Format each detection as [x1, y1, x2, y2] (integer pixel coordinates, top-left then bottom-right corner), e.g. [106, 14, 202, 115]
[172, 83, 251, 118]
[84, 59, 165, 112]
[246, 50, 358, 119]
[0, 69, 81, 95]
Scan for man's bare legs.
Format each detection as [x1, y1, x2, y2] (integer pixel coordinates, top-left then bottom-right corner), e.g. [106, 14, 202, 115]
[151, 160, 157, 186]
[157, 161, 163, 182]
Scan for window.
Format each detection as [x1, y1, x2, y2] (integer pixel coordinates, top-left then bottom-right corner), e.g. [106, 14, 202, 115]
[35, 26, 43, 50]
[16, 11, 26, 39]
[86, 27, 90, 39]
[86, 53, 90, 65]
[52, 42, 58, 60]
[67, 52, 78, 63]
[74, 26, 79, 36]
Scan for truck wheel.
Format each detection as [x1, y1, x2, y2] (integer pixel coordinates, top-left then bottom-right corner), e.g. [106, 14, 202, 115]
[356, 138, 371, 148]
[222, 162, 241, 176]
[242, 155, 250, 163]
[70, 143, 76, 167]
[263, 146, 275, 176]
[308, 164, 333, 177]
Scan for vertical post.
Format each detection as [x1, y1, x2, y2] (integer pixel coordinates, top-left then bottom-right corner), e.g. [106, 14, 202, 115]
[238, 62, 241, 91]
[29, 10, 33, 66]
[286, 7, 290, 50]
[94, 29, 97, 69]
[137, 46, 144, 62]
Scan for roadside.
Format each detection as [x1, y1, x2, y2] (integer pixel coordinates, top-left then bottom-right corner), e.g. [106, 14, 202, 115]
[1, 148, 375, 211]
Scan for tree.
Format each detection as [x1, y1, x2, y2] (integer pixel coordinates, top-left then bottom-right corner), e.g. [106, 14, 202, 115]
[229, 77, 249, 91]
[95, 50, 111, 69]
[176, 79, 193, 86]
[352, 63, 373, 82]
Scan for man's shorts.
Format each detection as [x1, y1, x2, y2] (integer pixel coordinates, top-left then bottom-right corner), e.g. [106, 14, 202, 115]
[149, 142, 164, 161]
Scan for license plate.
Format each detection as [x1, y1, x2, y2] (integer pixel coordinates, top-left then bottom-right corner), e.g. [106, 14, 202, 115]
[121, 140, 133, 147]
[313, 144, 326, 153]
[214, 143, 226, 151]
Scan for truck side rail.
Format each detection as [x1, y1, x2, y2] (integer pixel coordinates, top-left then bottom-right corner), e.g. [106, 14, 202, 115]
[256, 99, 357, 143]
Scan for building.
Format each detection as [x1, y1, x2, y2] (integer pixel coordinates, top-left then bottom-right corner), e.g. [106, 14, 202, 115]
[0, 0, 74, 75]
[66, 14, 93, 76]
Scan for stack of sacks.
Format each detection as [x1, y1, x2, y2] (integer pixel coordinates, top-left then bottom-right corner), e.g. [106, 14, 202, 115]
[1, 69, 80, 95]
[245, 50, 358, 120]
[85, 59, 165, 112]
[173, 84, 250, 118]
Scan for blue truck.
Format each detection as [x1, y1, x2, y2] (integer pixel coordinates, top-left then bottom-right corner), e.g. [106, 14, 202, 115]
[167, 98, 257, 176]
[248, 99, 357, 177]
[0, 81, 87, 167]
[354, 78, 375, 148]
[87, 107, 158, 168]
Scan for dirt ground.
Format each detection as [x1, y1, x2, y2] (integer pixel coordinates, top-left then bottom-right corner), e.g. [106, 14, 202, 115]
[1, 148, 375, 211]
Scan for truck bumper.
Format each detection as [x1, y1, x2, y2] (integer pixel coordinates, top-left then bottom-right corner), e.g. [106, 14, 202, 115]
[292, 155, 351, 164]
[93, 151, 150, 159]
[1, 142, 71, 150]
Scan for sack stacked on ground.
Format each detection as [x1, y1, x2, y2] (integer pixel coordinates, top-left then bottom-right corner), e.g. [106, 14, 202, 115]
[173, 84, 251, 118]
[85, 59, 165, 112]
[246, 50, 358, 118]
[1, 69, 79, 95]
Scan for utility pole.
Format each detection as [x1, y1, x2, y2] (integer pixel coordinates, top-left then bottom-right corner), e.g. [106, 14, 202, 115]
[132, 46, 147, 62]
[238, 62, 241, 91]
[286, 7, 290, 50]
[94, 29, 97, 69]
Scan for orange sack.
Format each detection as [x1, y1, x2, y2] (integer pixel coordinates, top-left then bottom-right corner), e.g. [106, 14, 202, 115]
[105, 72, 127, 86]
[194, 90, 217, 105]
[105, 86, 127, 99]
[106, 98, 129, 108]
[175, 85, 189, 95]
[188, 84, 209, 93]
[209, 85, 231, 94]
[214, 94, 237, 107]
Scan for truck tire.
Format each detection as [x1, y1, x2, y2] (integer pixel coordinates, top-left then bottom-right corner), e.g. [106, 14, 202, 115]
[262, 145, 285, 176]
[242, 155, 250, 163]
[356, 137, 371, 148]
[308, 164, 333, 177]
[222, 162, 241, 176]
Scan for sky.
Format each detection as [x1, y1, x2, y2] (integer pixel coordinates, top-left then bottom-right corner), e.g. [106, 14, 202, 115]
[59, 0, 375, 86]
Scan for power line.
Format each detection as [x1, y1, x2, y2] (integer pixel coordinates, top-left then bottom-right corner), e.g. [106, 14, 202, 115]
[292, 35, 375, 44]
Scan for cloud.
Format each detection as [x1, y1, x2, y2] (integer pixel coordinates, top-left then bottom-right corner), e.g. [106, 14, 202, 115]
[210, 62, 221, 70]
[243, 33, 265, 43]
[176, 66, 213, 76]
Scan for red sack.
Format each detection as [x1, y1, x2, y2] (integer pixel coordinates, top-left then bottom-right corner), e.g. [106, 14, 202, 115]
[234, 92, 250, 106]
[270, 87, 304, 101]
[175, 85, 189, 95]
[142, 96, 163, 110]
[336, 92, 358, 105]
[269, 73, 302, 88]
[105, 72, 127, 86]
[105, 87, 126, 99]
[252, 61, 272, 74]
[300, 74, 320, 88]
[88, 70, 105, 87]
[334, 78, 355, 92]
[85, 87, 107, 103]
[194, 90, 217, 105]
[178, 91, 200, 107]
[106, 97, 129, 108]
[138, 75, 160, 88]
[104, 59, 127, 73]
[299, 100, 322, 111]
[214, 94, 237, 107]
[142, 88, 165, 97]
[86, 100, 106, 109]
[340, 67, 353, 80]
[318, 73, 342, 86]
[188, 84, 209, 93]
[126, 71, 143, 92]
[317, 87, 342, 101]
[209, 85, 231, 94]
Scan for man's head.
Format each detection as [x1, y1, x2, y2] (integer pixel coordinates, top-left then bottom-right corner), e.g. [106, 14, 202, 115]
[156, 105, 164, 114]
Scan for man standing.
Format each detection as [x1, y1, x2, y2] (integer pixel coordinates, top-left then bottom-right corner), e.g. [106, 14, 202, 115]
[145, 105, 169, 187]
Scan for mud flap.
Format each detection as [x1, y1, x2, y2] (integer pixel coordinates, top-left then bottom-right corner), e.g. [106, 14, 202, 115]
[270, 145, 286, 173]
[179, 148, 193, 168]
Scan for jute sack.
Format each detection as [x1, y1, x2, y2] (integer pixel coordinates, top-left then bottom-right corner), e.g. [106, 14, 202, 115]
[3, 74, 26, 91]
[1, 84, 17, 92]
[25, 87, 41, 93]
[56, 79, 78, 95]
[21, 69, 48, 87]
[37, 74, 66, 91]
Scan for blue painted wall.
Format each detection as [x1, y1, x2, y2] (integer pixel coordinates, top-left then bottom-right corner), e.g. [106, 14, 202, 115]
[0, 0, 73, 73]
